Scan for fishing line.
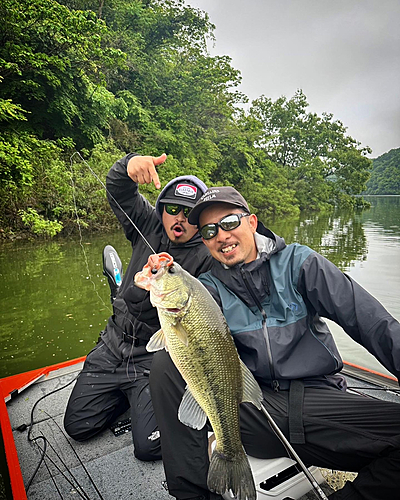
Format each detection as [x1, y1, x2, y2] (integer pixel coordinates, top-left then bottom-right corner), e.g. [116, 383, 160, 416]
[44, 410, 105, 500]
[27, 433, 64, 499]
[31, 435, 91, 500]
[37, 430, 92, 500]
[126, 339, 138, 382]
[69, 151, 155, 381]
[40, 447, 64, 500]
[26, 374, 80, 490]
[68, 156, 111, 313]
[70, 151, 157, 254]
[70, 151, 145, 383]
[25, 435, 47, 492]
[27, 374, 79, 441]
[28, 434, 86, 499]
[25, 374, 104, 499]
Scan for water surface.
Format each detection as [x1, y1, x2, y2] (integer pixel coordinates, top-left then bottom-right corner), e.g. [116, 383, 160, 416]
[1, 196, 399, 378]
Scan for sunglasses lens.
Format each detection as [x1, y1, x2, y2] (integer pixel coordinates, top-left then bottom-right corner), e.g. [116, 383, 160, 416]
[200, 224, 217, 240]
[165, 204, 191, 218]
[165, 204, 180, 215]
[200, 214, 245, 240]
[220, 214, 241, 231]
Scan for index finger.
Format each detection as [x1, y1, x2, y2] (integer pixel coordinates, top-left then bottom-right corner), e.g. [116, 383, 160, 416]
[151, 153, 167, 189]
[150, 164, 161, 189]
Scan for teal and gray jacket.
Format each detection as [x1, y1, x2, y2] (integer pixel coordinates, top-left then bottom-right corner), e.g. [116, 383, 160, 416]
[199, 223, 400, 390]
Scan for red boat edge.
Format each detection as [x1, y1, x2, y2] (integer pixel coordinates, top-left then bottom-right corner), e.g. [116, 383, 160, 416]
[0, 357, 397, 500]
[0, 356, 86, 500]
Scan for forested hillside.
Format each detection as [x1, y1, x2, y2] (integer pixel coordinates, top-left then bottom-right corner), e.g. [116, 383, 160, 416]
[364, 148, 400, 195]
[0, 0, 373, 238]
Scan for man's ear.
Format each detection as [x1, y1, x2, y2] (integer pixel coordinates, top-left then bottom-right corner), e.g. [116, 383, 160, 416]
[249, 214, 258, 233]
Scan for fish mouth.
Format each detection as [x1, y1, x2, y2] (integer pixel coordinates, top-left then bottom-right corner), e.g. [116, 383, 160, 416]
[166, 307, 182, 313]
[160, 296, 190, 315]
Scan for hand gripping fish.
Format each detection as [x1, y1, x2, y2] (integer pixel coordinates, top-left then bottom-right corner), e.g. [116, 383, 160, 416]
[135, 253, 263, 500]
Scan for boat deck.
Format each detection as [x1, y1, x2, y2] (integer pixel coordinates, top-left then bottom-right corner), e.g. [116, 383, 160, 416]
[3, 362, 399, 500]
[5, 362, 169, 500]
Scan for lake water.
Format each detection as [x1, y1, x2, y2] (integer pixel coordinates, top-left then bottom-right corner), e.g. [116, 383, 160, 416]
[0, 196, 399, 379]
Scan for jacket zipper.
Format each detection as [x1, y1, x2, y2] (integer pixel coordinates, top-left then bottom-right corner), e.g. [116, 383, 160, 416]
[240, 267, 280, 391]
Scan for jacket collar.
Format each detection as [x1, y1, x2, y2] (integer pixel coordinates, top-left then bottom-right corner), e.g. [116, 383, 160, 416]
[217, 221, 286, 270]
[208, 222, 286, 307]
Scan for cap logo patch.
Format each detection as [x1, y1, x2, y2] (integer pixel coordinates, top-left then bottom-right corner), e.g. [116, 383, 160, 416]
[175, 183, 197, 200]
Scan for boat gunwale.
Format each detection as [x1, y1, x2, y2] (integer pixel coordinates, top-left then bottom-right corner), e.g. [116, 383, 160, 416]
[0, 357, 398, 500]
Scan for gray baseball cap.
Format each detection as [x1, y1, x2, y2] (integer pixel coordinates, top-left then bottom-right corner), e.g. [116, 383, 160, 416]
[188, 186, 250, 227]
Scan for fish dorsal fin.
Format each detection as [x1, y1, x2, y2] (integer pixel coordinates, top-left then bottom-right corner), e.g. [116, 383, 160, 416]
[240, 359, 263, 410]
[178, 386, 207, 430]
[146, 329, 167, 352]
[173, 321, 189, 347]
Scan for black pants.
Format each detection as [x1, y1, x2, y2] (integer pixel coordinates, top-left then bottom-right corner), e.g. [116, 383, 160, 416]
[64, 341, 161, 461]
[150, 350, 400, 500]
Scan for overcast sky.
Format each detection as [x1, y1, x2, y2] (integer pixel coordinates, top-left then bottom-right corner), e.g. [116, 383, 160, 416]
[187, 0, 400, 158]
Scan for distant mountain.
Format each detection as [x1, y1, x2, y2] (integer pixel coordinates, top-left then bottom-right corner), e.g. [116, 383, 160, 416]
[364, 148, 400, 194]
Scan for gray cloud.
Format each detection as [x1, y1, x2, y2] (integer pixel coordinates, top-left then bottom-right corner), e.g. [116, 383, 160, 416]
[188, 0, 400, 157]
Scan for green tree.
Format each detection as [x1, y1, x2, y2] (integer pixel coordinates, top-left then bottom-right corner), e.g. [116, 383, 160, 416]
[0, 1, 377, 239]
[365, 148, 400, 194]
[0, 0, 126, 149]
[209, 110, 299, 217]
[249, 90, 372, 209]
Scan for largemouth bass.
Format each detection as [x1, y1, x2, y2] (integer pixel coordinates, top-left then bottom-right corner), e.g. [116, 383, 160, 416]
[135, 254, 263, 500]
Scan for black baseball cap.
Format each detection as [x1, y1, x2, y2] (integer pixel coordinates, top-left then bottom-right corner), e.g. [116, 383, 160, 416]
[158, 180, 204, 208]
[155, 175, 208, 222]
[188, 186, 250, 227]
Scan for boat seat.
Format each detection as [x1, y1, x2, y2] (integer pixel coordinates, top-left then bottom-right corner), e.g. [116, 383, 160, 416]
[208, 433, 324, 500]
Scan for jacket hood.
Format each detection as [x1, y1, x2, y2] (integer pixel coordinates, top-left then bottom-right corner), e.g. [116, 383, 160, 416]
[254, 221, 286, 258]
[155, 175, 208, 222]
[208, 222, 286, 307]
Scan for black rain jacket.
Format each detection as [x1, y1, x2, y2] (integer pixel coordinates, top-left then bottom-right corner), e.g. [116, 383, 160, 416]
[101, 154, 213, 359]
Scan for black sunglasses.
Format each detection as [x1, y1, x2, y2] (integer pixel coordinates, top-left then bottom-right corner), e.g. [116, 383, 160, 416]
[200, 213, 250, 240]
[164, 204, 192, 218]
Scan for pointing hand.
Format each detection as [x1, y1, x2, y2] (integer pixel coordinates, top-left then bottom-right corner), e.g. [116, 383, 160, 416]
[127, 153, 167, 189]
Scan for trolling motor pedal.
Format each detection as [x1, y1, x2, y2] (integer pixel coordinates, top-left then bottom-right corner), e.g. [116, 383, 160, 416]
[103, 245, 123, 304]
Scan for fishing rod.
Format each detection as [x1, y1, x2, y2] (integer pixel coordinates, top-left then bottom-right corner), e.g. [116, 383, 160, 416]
[70, 151, 157, 255]
[259, 404, 329, 500]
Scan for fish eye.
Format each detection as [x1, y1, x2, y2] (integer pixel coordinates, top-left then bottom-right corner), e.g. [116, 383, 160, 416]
[151, 268, 158, 275]
[168, 266, 176, 274]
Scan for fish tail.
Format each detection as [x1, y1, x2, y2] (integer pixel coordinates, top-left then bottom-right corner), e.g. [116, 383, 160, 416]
[207, 449, 256, 500]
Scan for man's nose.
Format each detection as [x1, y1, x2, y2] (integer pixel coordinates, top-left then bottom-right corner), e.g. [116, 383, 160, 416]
[216, 227, 231, 242]
[176, 210, 186, 221]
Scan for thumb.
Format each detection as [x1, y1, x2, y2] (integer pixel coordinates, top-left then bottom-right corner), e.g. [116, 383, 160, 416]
[152, 153, 167, 167]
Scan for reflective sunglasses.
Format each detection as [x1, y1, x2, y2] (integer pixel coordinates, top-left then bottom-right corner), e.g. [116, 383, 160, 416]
[200, 213, 249, 240]
[164, 204, 192, 218]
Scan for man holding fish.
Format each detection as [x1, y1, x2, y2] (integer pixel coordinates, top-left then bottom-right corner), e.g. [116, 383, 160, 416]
[64, 153, 213, 461]
[146, 186, 400, 500]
